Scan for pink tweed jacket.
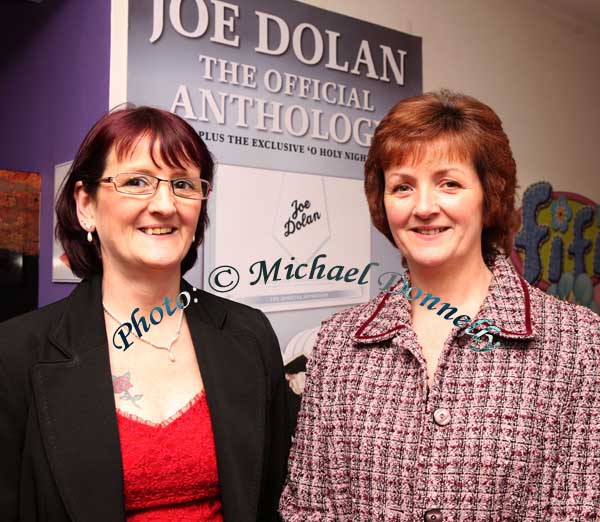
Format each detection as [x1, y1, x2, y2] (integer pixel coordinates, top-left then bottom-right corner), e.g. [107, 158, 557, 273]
[279, 255, 600, 521]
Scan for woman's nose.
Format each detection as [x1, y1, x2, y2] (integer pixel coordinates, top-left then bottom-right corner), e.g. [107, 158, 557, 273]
[413, 187, 440, 217]
[147, 180, 177, 214]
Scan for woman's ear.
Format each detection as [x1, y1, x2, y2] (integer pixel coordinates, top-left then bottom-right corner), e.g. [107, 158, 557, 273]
[74, 181, 96, 232]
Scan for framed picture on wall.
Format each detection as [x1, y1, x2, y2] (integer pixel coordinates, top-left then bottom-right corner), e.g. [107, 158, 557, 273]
[52, 161, 80, 283]
[0, 169, 41, 322]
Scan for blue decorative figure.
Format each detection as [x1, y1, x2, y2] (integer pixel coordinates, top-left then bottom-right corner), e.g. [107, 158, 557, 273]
[567, 206, 593, 277]
[548, 236, 563, 284]
[514, 182, 551, 284]
[548, 271, 600, 314]
[550, 196, 572, 232]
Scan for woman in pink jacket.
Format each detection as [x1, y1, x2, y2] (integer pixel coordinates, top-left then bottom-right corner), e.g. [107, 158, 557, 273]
[279, 90, 600, 521]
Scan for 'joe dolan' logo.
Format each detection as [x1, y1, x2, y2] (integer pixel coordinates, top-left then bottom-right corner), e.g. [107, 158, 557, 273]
[284, 199, 322, 237]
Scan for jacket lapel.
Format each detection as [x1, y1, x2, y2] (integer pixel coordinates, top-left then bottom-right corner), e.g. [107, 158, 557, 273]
[32, 274, 126, 522]
[184, 285, 266, 522]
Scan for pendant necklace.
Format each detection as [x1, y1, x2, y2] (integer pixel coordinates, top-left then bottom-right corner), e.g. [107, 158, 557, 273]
[102, 304, 184, 362]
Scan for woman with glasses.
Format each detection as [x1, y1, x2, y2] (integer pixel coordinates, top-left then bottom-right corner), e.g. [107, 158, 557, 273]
[0, 106, 290, 522]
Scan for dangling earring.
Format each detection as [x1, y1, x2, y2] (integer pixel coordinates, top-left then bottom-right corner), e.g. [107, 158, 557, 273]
[193, 234, 196, 242]
[83, 222, 94, 243]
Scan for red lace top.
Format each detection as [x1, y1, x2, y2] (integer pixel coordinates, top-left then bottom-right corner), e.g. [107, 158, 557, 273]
[116, 391, 223, 521]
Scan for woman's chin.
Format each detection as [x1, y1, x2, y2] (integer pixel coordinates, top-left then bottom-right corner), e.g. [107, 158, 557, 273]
[406, 253, 453, 270]
[134, 256, 182, 272]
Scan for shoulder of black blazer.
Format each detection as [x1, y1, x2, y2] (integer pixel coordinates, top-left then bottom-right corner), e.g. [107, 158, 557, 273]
[0, 274, 290, 522]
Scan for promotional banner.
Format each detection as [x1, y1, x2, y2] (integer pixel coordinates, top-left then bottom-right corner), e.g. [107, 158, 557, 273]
[123, 0, 422, 174]
[111, 0, 422, 396]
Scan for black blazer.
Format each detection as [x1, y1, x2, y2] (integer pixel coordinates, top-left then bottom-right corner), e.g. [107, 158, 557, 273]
[0, 274, 290, 522]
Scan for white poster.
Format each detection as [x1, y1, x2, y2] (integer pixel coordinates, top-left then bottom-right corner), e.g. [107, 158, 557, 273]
[204, 164, 372, 311]
[52, 161, 79, 283]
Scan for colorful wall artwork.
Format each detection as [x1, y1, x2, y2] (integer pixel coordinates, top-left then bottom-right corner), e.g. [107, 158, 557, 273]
[0, 169, 41, 321]
[512, 181, 600, 314]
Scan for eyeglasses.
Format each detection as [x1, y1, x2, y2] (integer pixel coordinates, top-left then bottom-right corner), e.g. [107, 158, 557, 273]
[99, 172, 211, 200]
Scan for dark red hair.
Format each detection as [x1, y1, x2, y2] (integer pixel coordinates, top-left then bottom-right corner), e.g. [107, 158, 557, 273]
[365, 90, 519, 266]
[55, 106, 214, 278]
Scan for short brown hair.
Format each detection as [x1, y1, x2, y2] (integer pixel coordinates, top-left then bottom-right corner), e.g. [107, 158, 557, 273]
[55, 106, 214, 279]
[365, 90, 519, 265]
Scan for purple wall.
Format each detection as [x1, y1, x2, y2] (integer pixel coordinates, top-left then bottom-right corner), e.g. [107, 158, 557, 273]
[0, 0, 110, 306]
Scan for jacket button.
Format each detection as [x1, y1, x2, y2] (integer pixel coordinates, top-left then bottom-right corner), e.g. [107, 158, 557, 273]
[433, 408, 451, 426]
[424, 508, 443, 521]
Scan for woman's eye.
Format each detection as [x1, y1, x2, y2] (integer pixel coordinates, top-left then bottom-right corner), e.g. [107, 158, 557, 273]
[173, 179, 194, 189]
[124, 175, 151, 187]
[442, 180, 461, 189]
[393, 184, 411, 193]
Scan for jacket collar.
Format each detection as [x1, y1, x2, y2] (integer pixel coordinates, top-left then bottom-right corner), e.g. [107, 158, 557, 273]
[353, 255, 536, 345]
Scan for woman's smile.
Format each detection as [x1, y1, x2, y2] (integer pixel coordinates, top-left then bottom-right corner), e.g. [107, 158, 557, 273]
[138, 226, 177, 236]
[409, 226, 452, 241]
[137, 225, 179, 238]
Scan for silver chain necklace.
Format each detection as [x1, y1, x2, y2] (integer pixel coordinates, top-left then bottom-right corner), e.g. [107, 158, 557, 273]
[102, 303, 184, 362]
